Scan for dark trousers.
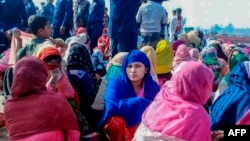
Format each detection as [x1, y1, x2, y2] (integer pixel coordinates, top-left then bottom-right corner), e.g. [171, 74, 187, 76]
[87, 22, 103, 53]
[111, 34, 137, 57]
[140, 32, 160, 49]
[52, 26, 71, 41]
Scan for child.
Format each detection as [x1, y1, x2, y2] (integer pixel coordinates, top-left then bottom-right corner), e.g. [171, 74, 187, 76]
[15, 15, 53, 60]
[92, 43, 107, 85]
[3, 15, 64, 100]
[97, 28, 110, 61]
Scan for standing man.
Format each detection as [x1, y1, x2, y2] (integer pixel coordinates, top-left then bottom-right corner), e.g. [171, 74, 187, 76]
[41, 0, 55, 23]
[136, 0, 167, 49]
[52, 0, 73, 40]
[169, 8, 184, 42]
[87, 0, 105, 53]
[109, 0, 140, 57]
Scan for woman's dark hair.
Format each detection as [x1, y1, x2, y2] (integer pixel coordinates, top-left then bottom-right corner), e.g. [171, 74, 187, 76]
[43, 55, 62, 64]
[210, 43, 228, 61]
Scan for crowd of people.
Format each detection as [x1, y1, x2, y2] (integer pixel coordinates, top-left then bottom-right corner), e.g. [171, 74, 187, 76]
[0, 0, 250, 141]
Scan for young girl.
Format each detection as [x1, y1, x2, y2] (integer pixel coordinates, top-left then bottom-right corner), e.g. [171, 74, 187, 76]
[100, 50, 160, 141]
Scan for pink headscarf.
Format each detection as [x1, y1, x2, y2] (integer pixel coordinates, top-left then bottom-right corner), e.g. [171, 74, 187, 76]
[243, 47, 250, 58]
[189, 48, 200, 61]
[172, 44, 192, 69]
[172, 40, 186, 55]
[142, 61, 214, 141]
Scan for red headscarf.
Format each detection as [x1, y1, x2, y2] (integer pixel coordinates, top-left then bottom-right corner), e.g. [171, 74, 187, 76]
[76, 27, 87, 36]
[38, 47, 62, 70]
[4, 56, 79, 140]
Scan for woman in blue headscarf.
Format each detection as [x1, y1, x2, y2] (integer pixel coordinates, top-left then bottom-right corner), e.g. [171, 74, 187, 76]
[99, 50, 160, 141]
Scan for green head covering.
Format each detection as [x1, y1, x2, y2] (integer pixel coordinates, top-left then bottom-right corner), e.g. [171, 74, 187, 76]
[225, 53, 249, 85]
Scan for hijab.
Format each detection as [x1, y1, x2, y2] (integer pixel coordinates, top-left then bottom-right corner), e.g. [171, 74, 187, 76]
[140, 46, 159, 84]
[100, 50, 160, 127]
[155, 39, 174, 74]
[66, 44, 98, 92]
[142, 61, 213, 141]
[172, 44, 192, 69]
[4, 56, 78, 140]
[189, 48, 200, 61]
[37, 47, 62, 70]
[201, 46, 223, 85]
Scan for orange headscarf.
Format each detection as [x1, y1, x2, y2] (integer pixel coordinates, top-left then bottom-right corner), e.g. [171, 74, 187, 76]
[37, 47, 62, 70]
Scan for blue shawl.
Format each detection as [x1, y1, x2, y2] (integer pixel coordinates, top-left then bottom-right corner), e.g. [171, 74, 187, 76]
[211, 62, 250, 131]
[99, 50, 160, 127]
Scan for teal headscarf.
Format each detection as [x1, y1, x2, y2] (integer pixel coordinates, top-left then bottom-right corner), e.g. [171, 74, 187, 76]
[225, 53, 249, 85]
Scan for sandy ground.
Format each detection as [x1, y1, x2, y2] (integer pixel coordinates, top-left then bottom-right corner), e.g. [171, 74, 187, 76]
[0, 127, 8, 141]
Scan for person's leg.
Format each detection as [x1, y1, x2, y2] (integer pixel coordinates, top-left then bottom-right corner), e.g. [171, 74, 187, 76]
[140, 32, 150, 47]
[60, 27, 71, 41]
[117, 33, 137, 53]
[149, 32, 160, 49]
[51, 26, 60, 39]
[111, 38, 118, 58]
[88, 22, 103, 53]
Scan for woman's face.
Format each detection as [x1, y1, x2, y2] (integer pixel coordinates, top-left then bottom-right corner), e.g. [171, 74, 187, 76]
[126, 62, 147, 83]
[46, 59, 60, 70]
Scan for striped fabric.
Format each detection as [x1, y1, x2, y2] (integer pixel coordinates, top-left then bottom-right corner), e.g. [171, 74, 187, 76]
[210, 61, 250, 131]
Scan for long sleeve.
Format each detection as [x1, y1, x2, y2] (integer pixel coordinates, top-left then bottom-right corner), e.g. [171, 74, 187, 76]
[62, 0, 73, 27]
[101, 77, 151, 127]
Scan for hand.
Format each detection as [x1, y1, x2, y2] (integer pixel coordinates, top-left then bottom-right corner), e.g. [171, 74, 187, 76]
[49, 68, 62, 84]
[12, 29, 22, 41]
[24, 28, 30, 33]
[60, 26, 66, 35]
[48, 38, 57, 45]
[212, 130, 224, 141]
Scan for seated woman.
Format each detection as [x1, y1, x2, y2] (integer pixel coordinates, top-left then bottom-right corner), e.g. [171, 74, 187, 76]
[4, 56, 79, 141]
[99, 50, 160, 141]
[201, 46, 223, 92]
[66, 44, 97, 126]
[213, 48, 249, 103]
[36, 46, 74, 99]
[133, 61, 213, 141]
[172, 44, 193, 74]
[36, 46, 95, 137]
[91, 52, 128, 129]
[155, 37, 174, 87]
[211, 61, 250, 131]
[189, 48, 200, 61]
